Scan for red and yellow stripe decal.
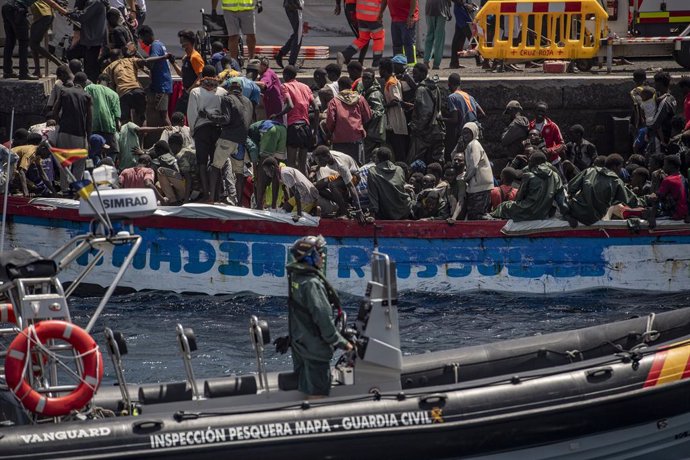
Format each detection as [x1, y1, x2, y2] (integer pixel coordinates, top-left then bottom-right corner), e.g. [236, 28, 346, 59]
[643, 341, 690, 388]
[638, 11, 690, 24]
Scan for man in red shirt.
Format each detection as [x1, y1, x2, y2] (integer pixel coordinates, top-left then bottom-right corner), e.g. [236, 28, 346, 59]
[528, 101, 565, 166]
[679, 76, 690, 131]
[652, 155, 688, 221]
[119, 154, 167, 204]
[490, 166, 518, 211]
[382, 0, 418, 65]
[272, 65, 318, 174]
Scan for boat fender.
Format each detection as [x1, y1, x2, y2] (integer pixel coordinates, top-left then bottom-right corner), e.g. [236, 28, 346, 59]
[277, 372, 299, 391]
[204, 376, 258, 398]
[0, 303, 16, 324]
[4, 320, 103, 417]
[139, 381, 193, 405]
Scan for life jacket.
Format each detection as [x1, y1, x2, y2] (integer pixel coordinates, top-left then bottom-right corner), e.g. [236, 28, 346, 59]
[356, 0, 383, 22]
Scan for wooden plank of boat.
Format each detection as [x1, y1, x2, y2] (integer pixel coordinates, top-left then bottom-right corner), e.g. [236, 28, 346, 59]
[3, 196, 690, 295]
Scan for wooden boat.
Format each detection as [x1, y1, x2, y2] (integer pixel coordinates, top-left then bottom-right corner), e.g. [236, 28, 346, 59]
[3, 195, 690, 295]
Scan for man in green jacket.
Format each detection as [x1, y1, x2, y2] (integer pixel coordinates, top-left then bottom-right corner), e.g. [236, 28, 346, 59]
[492, 151, 567, 221]
[566, 153, 643, 226]
[367, 146, 412, 220]
[285, 235, 352, 399]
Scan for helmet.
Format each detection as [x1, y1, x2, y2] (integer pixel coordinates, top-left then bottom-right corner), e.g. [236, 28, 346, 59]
[290, 235, 327, 264]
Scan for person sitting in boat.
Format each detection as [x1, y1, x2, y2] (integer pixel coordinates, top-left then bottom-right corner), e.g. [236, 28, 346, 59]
[312, 145, 364, 220]
[261, 157, 336, 220]
[366, 146, 412, 220]
[447, 153, 467, 222]
[528, 102, 566, 167]
[168, 133, 201, 203]
[15, 136, 55, 198]
[565, 154, 644, 227]
[284, 235, 352, 399]
[119, 154, 168, 205]
[648, 155, 688, 221]
[132, 140, 184, 205]
[412, 188, 449, 220]
[491, 152, 567, 222]
[489, 167, 518, 212]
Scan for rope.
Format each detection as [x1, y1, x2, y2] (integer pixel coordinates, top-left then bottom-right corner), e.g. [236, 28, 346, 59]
[642, 313, 660, 343]
[17, 325, 101, 393]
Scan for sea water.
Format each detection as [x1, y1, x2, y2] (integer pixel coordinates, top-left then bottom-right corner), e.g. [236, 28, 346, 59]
[68, 290, 690, 384]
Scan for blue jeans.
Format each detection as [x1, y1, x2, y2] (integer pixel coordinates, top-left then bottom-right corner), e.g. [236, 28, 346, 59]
[390, 20, 416, 65]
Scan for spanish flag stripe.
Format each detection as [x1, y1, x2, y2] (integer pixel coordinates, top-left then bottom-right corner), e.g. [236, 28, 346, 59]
[656, 346, 690, 386]
[643, 351, 667, 388]
[50, 148, 88, 167]
[682, 355, 690, 379]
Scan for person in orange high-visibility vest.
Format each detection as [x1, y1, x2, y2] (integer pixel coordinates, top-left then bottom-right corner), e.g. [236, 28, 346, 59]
[337, 0, 385, 67]
[335, 0, 369, 63]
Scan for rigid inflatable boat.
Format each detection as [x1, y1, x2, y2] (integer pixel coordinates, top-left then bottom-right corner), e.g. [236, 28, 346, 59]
[2, 189, 690, 459]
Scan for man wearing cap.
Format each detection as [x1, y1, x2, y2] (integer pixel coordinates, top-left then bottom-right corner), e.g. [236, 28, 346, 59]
[202, 77, 253, 204]
[211, 0, 261, 61]
[501, 100, 529, 160]
[281, 235, 352, 399]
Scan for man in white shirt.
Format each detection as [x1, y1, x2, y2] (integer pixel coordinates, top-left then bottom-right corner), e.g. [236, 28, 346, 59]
[312, 145, 362, 218]
[261, 156, 336, 220]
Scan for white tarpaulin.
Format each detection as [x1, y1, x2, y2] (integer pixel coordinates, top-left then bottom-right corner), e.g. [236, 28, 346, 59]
[501, 218, 690, 235]
[30, 198, 320, 226]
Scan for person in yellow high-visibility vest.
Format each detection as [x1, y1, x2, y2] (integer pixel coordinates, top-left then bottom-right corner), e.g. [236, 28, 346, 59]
[211, 0, 262, 61]
[337, 0, 385, 67]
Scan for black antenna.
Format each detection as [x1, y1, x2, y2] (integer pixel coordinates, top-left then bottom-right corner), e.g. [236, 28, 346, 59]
[373, 224, 383, 252]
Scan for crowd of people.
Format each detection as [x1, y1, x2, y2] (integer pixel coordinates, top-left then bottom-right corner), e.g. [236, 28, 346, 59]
[1, 0, 689, 227]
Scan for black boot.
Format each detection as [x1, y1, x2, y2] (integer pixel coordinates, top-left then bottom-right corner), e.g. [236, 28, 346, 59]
[337, 45, 358, 66]
[371, 54, 382, 68]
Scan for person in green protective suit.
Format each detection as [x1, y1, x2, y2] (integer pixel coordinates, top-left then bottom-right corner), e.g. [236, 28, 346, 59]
[492, 151, 568, 221]
[566, 153, 643, 227]
[282, 235, 353, 399]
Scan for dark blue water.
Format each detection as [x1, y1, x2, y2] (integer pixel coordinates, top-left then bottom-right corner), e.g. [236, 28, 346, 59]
[66, 290, 690, 385]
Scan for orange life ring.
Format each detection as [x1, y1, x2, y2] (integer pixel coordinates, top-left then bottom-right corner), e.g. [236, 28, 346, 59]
[0, 303, 15, 324]
[4, 320, 103, 417]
